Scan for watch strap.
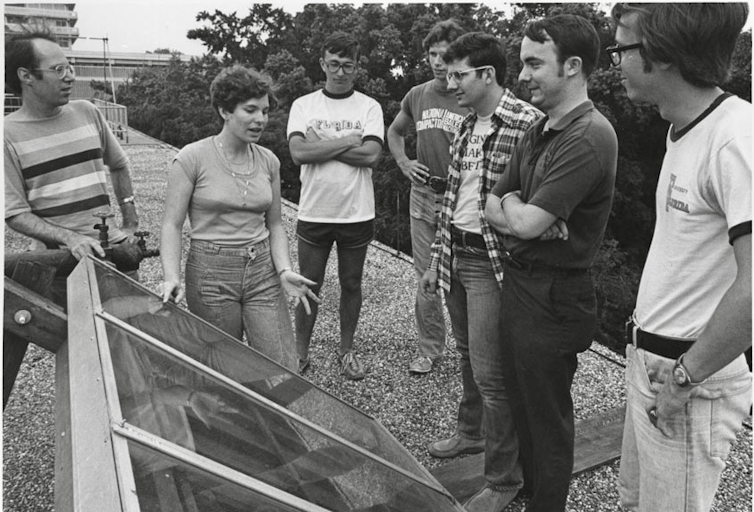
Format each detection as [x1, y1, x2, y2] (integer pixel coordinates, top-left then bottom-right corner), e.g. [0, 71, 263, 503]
[674, 353, 706, 387]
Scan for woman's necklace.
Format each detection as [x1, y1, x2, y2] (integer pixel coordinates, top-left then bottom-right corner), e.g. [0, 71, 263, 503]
[214, 136, 256, 207]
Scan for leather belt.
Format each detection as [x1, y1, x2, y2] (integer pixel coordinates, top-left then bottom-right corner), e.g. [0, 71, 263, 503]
[503, 252, 587, 276]
[625, 319, 692, 360]
[451, 226, 486, 250]
[425, 176, 447, 193]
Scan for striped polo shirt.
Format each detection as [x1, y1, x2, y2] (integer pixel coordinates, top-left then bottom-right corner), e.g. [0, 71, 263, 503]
[4, 100, 129, 246]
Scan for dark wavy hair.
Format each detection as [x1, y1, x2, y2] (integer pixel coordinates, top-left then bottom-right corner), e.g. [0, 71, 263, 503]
[524, 14, 600, 78]
[321, 32, 360, 61]
[5, 30, 58, 95]
[443, 32, 508, 86]
[210, 65, 277, 120]
[422, 18, 466, 52]
[611, 3, 749, 87]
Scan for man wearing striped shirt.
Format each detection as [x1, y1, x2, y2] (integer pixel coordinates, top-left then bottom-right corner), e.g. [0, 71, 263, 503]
[5, 32, 139, 305]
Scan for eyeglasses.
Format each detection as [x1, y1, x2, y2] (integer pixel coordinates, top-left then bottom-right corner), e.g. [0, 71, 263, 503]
[605, 44, 642, 66]
[30, 64, 76, 79]
[323, 60, 356, 75]
[446, 65, 491, 83]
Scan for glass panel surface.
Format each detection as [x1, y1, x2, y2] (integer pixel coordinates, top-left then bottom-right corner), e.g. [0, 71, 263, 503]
[94, 262, 425, 479]
[127, 440, 304, 512]
[105, 322, 459, 512]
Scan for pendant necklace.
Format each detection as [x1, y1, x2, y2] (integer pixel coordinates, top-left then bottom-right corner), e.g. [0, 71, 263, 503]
[215, 137, 256, 207]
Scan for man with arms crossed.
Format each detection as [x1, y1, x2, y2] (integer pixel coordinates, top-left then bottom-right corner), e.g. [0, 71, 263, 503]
[387, 19, 468, 374]
[5, 31, 139, 307]
[287, 32, 384, 380]
[421, 32, 541, 512]
[609, 4, 751, 511]
[485, 15, 617, 512]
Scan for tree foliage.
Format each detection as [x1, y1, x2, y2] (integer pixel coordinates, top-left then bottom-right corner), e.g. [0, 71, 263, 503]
[118, 3, 752, 351]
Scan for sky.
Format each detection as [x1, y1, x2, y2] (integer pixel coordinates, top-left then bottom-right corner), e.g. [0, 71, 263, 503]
[72, 1, 753, 57]
[73, 1, 357, 56]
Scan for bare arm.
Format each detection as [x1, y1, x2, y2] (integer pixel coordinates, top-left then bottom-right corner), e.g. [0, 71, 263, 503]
[387, 110, 428, 184]
[652, 233, 751, 439]
[160, 166, 193, 303]
[683, 233, 752, 380]
[484, 191, 509, 234]
[266, 166, 320, 314]
[485, 192, 568, 241]
[334, 139, 383, 168]
[496, 192, 560, 240]
[6, 212, 106, 259]
[288, 130, 362, 166]
[109, 163, 139, 239]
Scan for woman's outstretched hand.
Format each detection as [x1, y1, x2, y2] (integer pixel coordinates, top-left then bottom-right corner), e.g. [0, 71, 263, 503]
[279, 270, 321, 314]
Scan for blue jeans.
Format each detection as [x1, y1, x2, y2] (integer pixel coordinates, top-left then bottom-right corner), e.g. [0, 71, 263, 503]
[500, 265, 596, 512]
[445, 245, 522, 490]
[619, 345, 751, 512]
[185, 238, 296, 372]
[410, 188, 446, 360]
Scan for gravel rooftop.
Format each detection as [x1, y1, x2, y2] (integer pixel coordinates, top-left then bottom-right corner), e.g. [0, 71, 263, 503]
[3, 140, 751, 511]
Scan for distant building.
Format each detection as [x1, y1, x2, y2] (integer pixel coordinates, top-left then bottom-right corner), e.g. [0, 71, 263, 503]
[4, 3, 195, 100]
[5, 3, 196, 140]
[5, 3, 79, 48]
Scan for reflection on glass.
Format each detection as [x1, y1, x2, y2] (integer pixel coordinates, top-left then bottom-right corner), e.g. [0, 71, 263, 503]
[106, 323, 456, 511]
[128, 440, 303, 512]
[94, 262, 426, 479]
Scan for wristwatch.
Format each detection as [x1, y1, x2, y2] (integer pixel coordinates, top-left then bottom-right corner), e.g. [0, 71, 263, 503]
[672, 353, 705, 387]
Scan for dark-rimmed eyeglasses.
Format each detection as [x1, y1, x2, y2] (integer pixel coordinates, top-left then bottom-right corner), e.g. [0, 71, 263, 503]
[30, 64, 76, 79]
[323, 60, 356, 75]
[446, 65, 491, 83]
[605, 44, 642, 66]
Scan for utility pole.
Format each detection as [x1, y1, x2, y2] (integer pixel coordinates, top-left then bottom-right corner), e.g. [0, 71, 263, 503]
[78, 36, 114, 102]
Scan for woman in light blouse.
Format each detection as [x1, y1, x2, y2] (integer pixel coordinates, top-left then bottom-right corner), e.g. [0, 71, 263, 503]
[161, 65, 318, 372]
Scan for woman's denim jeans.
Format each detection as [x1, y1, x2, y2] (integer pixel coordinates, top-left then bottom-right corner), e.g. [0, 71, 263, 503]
[619, 345, 751, 512]
[445, 244, 523, 491]
[185, 239, 296, 372]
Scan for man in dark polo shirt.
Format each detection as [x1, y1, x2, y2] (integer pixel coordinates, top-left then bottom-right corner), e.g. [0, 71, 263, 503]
[485, 15, 617, 512]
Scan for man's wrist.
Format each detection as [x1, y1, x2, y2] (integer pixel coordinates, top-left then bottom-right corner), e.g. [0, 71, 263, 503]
[500, 191, 520, 206]
[672, 353, 707, 388]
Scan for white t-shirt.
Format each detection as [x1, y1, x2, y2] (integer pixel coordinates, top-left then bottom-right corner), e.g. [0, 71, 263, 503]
[634, 95, 752, 338]
[287, 89, 384, 223]
[452, 113, 491, 234]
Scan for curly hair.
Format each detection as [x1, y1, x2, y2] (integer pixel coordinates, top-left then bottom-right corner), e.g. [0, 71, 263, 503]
[210, 65, 277, 119]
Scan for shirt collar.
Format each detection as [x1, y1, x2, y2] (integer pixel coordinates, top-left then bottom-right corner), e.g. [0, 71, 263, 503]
[542, 100, 594, 133]
[323, 88, 355, 99]
[462, 88, 520, 130]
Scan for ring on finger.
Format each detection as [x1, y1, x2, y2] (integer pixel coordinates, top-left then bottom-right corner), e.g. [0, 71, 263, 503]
[647, 407, 658, 427]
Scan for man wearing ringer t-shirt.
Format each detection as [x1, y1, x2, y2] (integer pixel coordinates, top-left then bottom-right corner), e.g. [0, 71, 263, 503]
[287, 32, 384, 381]
[610, 4, 752, 512]
[4, 31, 139, 308]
